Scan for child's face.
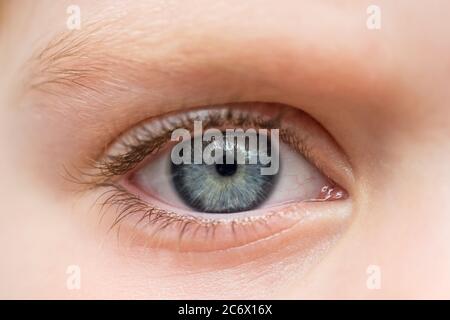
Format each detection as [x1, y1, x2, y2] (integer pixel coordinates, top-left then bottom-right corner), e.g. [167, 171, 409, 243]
[1, 0, 449, 299]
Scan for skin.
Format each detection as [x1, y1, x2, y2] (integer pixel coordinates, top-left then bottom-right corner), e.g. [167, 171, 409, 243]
[0, 0, 450, 299]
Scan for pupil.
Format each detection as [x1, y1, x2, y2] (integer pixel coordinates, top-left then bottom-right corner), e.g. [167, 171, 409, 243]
[215, 162, 237, 176]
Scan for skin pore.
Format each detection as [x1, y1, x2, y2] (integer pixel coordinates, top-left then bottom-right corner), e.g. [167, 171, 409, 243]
[1, 0, 450, 299]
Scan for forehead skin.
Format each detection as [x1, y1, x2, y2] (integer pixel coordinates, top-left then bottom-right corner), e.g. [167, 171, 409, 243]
[0, 0, 450, 299]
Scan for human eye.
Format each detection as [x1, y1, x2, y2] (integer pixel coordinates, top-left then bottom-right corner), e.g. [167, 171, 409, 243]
[76, 102, 353, 254]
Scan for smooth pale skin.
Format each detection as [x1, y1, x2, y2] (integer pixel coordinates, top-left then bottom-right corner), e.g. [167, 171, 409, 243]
[0, 0, 449, 299]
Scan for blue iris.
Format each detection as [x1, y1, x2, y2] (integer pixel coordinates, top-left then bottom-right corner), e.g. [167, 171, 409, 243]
[170, 137, 278, 213]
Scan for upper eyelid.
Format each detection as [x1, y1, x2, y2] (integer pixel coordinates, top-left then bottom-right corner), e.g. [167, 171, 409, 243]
[93, 106, 284, 162]
[83, 105, 286, 182]
[77, 103, 353, 192]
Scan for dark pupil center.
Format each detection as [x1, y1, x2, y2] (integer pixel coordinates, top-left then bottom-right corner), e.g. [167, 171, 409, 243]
[215, 162, 238, 176]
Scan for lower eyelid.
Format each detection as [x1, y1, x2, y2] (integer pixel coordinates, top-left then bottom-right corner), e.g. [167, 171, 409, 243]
[99, 193, 352, 255]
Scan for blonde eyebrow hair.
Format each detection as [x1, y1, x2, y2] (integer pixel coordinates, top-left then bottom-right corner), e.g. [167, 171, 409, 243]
[24, 13, 189, 99]
[27, 21, 121, 94]
[21, 1, 397, 115]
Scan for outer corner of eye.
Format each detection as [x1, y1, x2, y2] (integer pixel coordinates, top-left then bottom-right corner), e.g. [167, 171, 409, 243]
[96, 103, 353, 264]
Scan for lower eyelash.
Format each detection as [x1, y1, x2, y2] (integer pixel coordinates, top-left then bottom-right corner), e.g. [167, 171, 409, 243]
[95, 183, 187, 230]
[93, 183, 264, 247]
[91, 181, 326, 253]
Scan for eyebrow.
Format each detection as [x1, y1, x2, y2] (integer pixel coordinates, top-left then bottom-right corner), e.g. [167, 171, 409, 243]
[27, 21, 135, 94]
[26, 15, 228, 102]
[24, 2, 398, 114]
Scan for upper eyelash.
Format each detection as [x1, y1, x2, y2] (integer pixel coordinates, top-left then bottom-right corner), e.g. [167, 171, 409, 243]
[88, 105, 285, 182]
[67, 105, 321, 202]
